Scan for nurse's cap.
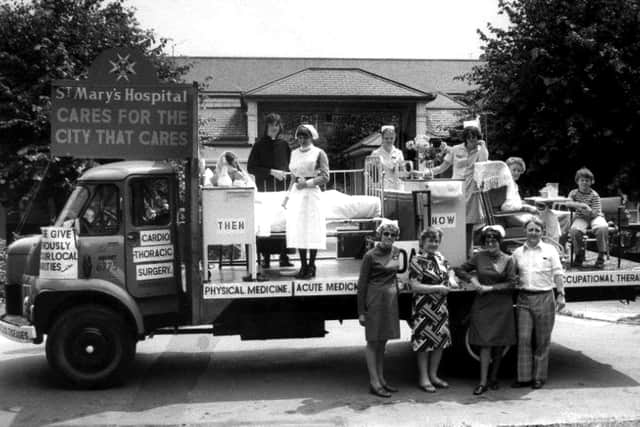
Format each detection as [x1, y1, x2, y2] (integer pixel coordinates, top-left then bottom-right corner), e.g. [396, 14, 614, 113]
[295, 124, 319, 140]
[380, 125, 395, 134]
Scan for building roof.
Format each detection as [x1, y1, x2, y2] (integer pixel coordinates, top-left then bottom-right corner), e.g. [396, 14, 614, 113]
[340, 132, 382, 157]
[426, 92, 468, 109]
[245, 68, 433, 99]
[178, 57, 482, 95]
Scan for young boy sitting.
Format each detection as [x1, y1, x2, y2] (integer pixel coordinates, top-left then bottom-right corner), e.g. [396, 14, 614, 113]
[565, 167, 609, 268]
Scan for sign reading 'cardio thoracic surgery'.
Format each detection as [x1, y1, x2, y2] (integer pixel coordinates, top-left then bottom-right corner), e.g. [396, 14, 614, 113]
[134, 229, 175, 281]
[51, 48, 195, 160]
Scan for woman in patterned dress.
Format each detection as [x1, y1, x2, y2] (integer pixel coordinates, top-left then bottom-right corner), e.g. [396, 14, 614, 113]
[357, 221, 402, 398]
[409, 226, 459, 393]
[455, 225, 517, 395]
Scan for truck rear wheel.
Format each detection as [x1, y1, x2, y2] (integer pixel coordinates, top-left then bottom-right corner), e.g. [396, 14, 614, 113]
[45, 305, 136, 388]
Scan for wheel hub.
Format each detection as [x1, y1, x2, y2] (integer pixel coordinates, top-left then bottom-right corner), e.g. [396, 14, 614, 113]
[67, 326, 115, 373]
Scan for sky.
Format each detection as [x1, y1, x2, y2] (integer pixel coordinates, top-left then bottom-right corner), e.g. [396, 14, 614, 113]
[126, 0, 510, 59]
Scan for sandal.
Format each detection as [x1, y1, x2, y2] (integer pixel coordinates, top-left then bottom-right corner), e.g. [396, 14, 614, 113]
[381, 382, 398, 393]
[431, 378, 449, 389]
[473, 384, 489, 395]
[419, 383, 436, 393]
[369, 385, 392, 398]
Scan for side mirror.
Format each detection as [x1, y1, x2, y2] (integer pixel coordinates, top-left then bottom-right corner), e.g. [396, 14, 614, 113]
[74, 218, 81, 236]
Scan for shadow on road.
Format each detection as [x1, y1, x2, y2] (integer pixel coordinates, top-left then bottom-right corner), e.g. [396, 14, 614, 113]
[1, 337, 636, 425]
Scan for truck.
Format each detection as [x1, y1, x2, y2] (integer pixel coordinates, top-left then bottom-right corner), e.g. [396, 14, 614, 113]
[1, 48, 639, 388]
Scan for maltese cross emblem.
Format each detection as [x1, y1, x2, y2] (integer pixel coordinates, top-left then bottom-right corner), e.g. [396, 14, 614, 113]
[108, 54, 137, 81]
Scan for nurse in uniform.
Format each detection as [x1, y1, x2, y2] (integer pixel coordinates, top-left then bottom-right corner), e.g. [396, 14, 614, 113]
[370, 125, 405, 190]
[427, 126, 489, 256]
[283, 124, 330, 279]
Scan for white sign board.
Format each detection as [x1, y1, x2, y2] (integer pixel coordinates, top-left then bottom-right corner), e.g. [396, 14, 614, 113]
[140, 229, 171, 246]
[136, 262, 174, 280]
[132, 244, 174, 263]
[203, 281, 292, 299]
[293, 278, 359, 296]
[563, 269, 640, 287]
[431, 213, 457, 228]
[40, 227, 78, 279]
[392, 240, 417, 285]
[216, 218, 248, 234]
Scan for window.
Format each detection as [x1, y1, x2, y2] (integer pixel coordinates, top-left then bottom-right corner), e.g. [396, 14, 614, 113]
[130, 177, 171, 227]
[79, 184, 120, 235]
[55, 186, 90, 226]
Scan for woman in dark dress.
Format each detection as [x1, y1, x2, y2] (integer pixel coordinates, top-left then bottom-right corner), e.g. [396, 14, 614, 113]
[247, 113, 293, 268]
[357, 221, 402, 398]
[455, 224, 517, 395]
[409, 226, 458, 392]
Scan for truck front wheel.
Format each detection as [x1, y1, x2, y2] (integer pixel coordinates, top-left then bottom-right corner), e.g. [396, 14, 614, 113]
[45, 305, 136, 388]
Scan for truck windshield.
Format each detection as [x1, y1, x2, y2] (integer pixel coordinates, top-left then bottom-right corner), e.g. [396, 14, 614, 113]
[54, 186, 90, 226]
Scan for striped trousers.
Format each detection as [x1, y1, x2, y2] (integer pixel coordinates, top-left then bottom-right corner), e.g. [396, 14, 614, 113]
[516, 290, 556, 382]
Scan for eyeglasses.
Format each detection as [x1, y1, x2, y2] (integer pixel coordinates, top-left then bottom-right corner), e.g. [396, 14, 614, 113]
[382, 232, 398, 238]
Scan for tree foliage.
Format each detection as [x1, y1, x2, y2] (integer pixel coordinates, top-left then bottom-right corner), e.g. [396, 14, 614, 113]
[0, 0, 190, 233]
[464, 0, 640, 198]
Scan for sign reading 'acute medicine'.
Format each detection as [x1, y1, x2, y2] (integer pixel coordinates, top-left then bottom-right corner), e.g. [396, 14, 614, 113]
[51, 48, 195, 160]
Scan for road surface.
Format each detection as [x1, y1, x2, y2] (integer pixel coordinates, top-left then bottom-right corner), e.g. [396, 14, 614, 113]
[0, 315, 639, 426]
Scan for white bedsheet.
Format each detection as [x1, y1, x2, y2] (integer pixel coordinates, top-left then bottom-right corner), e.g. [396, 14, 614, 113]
[254, 190, 381, 235]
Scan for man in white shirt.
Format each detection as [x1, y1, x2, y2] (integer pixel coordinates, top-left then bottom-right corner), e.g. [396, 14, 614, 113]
[511, 216, 565, 389]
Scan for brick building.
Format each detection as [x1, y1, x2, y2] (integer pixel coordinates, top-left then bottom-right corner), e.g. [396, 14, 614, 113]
[179, 57, 480, 164]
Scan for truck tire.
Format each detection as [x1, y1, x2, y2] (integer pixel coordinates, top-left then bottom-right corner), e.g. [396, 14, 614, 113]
[45, 305, 136, 388]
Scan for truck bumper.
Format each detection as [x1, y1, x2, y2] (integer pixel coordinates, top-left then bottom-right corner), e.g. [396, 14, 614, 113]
[0, 314, 37, 343]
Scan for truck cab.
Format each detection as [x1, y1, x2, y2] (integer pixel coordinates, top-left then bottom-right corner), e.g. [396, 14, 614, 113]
[2, 161, 186, 387]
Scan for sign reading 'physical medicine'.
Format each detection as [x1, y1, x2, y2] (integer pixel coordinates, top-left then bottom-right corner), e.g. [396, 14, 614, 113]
[50, 48, 195, 160]
[40, 227, 78, 279]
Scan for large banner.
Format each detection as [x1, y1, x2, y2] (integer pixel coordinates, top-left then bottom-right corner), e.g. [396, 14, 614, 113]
[50, 48, 195, 160]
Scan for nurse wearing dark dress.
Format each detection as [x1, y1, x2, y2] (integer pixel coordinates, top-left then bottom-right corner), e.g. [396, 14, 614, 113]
[455, 225, 517, 395]
[357, 221, 402, 398]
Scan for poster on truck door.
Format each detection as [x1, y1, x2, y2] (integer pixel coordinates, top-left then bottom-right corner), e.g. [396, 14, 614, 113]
[40, 227, 78, 279]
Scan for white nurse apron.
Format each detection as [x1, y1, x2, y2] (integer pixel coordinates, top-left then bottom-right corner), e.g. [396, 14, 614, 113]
[286, 145, 327, 249]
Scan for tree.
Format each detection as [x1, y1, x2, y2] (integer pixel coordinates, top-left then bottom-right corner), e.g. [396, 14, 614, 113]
[0, 0, 190, 237]
[464, 0, 640, 198]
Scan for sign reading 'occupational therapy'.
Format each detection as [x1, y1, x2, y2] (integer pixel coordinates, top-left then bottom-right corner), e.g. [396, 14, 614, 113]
[50, 48, 195, 160]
